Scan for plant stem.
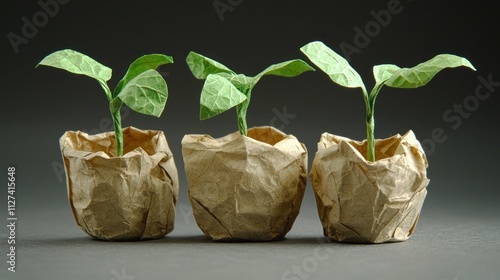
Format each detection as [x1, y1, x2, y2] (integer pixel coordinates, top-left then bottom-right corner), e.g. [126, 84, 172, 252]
[366, 110, 375, 162]
[361, 86, 376, 162]
[102, 81, 123, 156]
[111, 108, 123, 157]
[106, 82, 124, 157]
[236, 88, 252, 136]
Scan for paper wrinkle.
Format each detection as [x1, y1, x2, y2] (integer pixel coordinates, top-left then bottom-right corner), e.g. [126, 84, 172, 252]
[310, 130, 429, 243]
[60, 127, 179, 241]
[182, 126, 307, 241]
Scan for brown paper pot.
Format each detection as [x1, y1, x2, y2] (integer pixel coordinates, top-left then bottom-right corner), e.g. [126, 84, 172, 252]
[60, 127, 179, 241]
[310, 130, 429, 243]
[182, 126, 307, 241]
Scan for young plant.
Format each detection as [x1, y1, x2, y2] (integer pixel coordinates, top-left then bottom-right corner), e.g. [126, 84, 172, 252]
[300, 41, 476, 162]
[186, 51, 314, 135]
[37, 49, 173, 156]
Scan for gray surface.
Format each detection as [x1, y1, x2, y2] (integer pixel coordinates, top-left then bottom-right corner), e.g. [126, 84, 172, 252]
[2, 198, 499, 280]
[2, 1, 499, 279]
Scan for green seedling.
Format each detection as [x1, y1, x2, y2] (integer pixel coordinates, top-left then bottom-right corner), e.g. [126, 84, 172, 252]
[301, 41, 476, 161]
[37, 49, 173, 156]
[186, 51, 315, 135]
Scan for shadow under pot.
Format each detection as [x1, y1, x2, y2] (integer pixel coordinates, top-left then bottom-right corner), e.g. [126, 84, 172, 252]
[60, 127, 179, 241]
[182, 126, 307, 241]
[310, 130, 429, 243]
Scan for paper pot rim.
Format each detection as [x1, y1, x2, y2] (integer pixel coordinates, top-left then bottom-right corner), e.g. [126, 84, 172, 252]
[311, 129, 429, 243]
[317, 130, 428, 166]
[60, 126, 170, 159]
[182, 126, 307, 241]
[182, 126, 301, 148]
[60, 126, 179, 241]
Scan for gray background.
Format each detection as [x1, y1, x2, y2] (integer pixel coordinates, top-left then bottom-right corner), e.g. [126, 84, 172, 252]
[1, 0, 499, 279]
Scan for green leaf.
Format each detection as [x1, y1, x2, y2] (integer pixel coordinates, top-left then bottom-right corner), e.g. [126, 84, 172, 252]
[254, 59, 315, 80]
[115, 69, 168, 117]
[219, 73, 254, 91]
[114, 54, 173, 97]
[373, 64, 402, 85]
[384, 54, 476, 88]
[200, 74, 247, 120]
[37, 49, 112, 82]
[300, 41, 365, 89]
[370, 64, 402, 101]
[186, 51, 235, 79]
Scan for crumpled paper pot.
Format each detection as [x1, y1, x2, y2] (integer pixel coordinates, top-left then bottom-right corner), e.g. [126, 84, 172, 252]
[60, 127, 179, 241]
[310, 130, 429, 243]
[182, 126, 307, 241]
